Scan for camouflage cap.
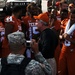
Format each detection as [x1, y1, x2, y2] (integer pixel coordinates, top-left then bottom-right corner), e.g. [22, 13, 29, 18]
[8, 31, 26, 45]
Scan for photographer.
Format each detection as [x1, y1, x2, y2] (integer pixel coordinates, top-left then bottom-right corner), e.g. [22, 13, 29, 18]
[0, 31, 52, 75]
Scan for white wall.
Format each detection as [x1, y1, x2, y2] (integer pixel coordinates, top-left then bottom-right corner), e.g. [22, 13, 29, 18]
[41, 0, 48, 12]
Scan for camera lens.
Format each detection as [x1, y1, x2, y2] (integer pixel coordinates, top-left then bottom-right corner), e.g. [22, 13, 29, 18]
[26, 40, 31, 48]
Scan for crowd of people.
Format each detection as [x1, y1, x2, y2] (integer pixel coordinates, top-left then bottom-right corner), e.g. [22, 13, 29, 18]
[0, 0, 75, 75]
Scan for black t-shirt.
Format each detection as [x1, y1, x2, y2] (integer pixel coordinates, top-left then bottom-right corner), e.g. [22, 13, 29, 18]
[38, 28, 58, 59]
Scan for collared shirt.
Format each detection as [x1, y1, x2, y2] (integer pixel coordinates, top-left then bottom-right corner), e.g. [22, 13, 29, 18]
[0, 52, 52, 75]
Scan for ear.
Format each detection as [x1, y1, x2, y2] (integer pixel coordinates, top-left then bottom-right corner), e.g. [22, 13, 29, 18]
[22, 43, 26, 48]
[21, 44, 26, 54]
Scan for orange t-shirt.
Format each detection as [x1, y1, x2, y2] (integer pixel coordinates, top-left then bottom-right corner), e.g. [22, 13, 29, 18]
[22, 16, 40, 40]
[53, 20, 61, 31]
[2, 15, 22, 57]
[22, 16, 36, 30]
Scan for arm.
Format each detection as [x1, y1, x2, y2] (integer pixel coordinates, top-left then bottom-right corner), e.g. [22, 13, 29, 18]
[63, 25, 75, 44]
[35, 52, 52, 75]
[59, 29, 64, 40]
[67, 24, 75, 35]
[59, 28, 65, 45]
[64, 33, 75, 45]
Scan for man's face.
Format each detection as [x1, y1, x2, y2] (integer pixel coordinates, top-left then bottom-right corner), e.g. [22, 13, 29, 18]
[30, 7, 38, 16]
[70, 13, 75, 24]
[61, 11, 68, 20]
[35, 20, 42, 31]
[61, 3, 68, 10]
[68, 6, 74, 12]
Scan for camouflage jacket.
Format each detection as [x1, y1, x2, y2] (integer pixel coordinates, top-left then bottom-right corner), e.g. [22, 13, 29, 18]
[0, 52, 52, 75]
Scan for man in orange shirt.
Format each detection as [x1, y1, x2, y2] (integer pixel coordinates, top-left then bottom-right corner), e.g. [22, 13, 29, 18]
[58, 9, 75, 75]
[22, 2, 41, 58]
[48, 8, 61, 75]
[2, 6, 22, 57]
[22, 2, 41, 40]
[57, 1, 68, 21]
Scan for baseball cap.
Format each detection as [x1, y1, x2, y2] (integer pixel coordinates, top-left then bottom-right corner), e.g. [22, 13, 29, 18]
[8, 31, 26, 46]
[34, 12, 49, 24]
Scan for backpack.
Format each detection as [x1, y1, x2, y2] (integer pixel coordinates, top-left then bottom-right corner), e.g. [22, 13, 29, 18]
[0, 57, 31, 75]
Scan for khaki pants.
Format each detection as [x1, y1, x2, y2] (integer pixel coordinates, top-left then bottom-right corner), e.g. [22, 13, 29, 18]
[47, 58, 57, 75]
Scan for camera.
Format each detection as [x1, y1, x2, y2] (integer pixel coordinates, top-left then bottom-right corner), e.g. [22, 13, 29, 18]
[26, 40, 32, 48]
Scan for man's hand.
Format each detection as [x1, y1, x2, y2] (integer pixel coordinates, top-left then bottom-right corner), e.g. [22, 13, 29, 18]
[31, 39, 39, 54]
